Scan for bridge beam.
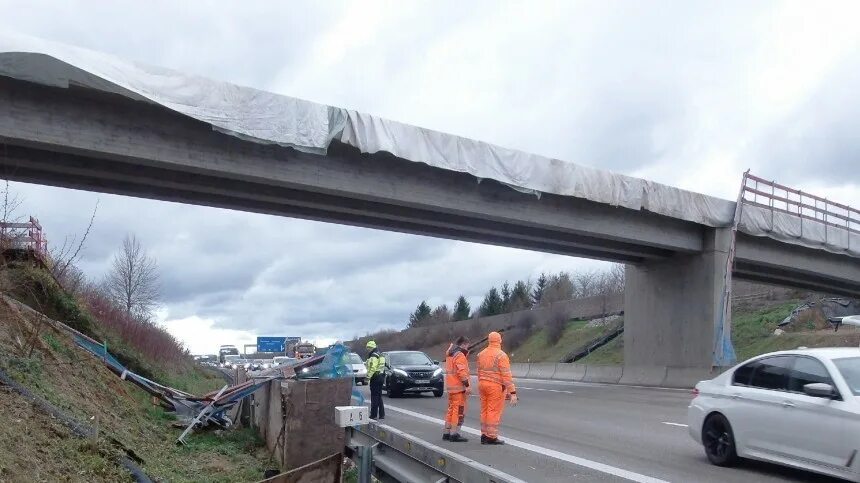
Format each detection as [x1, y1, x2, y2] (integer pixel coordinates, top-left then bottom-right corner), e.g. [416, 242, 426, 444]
[0, 76, 703, 263]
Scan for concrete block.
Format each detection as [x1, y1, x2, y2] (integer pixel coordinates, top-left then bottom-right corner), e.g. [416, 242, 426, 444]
[526, 363, 557, 380]
[582, 365, 623, 384]
[618, 366, 668, 387]
[664, 367, 720, 389]
[510, 363, 530, 378]
[552, 363, 586, 381]
[282, 378, 351, 470]
[334, 406, 370, 427]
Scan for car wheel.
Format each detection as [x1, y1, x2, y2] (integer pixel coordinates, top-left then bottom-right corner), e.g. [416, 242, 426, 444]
[702, 413, 739, 467]
[433, 389, 444, 398]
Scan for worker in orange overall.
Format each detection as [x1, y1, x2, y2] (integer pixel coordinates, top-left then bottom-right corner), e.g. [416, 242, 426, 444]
[443, 336, 471, 442]
[477, 331, 517, 445]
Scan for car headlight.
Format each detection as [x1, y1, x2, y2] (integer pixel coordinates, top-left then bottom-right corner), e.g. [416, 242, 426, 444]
[301, 367, 309, 373]
[264, 364, 271, 369]
[392, 368, 408, 377]
[433, 368, 443, 378]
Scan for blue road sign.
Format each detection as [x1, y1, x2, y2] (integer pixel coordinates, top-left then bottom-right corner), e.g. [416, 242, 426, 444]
[257, 336, 287, 353]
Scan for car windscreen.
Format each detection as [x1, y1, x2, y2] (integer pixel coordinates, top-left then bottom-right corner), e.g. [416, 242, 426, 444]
[388, 352, 432, 366]
[834, 357, 860, 396]
[349, 353, 363, 364]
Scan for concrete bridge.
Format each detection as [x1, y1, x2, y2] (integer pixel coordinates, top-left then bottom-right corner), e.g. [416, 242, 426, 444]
[0, 37, 857, 373]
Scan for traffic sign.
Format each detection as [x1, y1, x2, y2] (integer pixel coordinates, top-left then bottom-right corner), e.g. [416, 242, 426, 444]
[257, 336, 286, 353]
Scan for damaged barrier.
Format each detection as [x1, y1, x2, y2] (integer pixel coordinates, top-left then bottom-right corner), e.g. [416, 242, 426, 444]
[508, 362, 720, 388]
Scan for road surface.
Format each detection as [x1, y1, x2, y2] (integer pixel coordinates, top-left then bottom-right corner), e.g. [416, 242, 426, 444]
[358, 377, 842, 483]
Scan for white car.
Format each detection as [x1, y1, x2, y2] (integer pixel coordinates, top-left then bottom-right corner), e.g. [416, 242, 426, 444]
[689, 348, 860, 481]
[349, 352, 368, 385]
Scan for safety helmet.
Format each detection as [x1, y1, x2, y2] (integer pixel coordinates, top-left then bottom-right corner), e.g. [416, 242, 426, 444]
[366, 340, 377, 349]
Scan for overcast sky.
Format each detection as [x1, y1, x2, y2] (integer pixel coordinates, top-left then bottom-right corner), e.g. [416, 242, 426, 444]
[2, 1, 859, 353]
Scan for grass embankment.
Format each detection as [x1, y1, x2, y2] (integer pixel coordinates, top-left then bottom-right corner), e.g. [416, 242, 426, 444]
[577, 336, 624, 364]
[0, 264, 271, 482]
[509, 319, 622, 363]
[576, 300, 860, 365]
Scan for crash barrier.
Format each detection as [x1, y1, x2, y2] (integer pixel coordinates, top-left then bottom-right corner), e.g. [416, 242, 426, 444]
[581, 364, 624, 384]
[618, 366, 669, 387]
[551, 363, 587, 381]
[510, 363, 720, 388]
[347, 422, 527, 483]
[510, 363, 530, 378]
[526, 362, 557, 379]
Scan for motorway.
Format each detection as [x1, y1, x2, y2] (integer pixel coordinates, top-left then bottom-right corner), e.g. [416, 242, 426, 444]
[359, 377, 842, 483]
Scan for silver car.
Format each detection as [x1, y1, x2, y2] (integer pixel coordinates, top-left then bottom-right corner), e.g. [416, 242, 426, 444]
[689, 347, 860, 481]
[349, 352, 368, 385]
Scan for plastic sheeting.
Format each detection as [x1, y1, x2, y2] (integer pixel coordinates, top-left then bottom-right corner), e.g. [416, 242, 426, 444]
[0, 33, 857, 259]
[0, 32, 736, 226]
[739, 204, 860, 258]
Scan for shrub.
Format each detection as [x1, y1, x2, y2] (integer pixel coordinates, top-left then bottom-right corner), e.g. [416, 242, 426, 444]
[546, 306, 569, 344]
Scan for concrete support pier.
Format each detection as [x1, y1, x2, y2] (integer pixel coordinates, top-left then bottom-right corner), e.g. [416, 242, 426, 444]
[624, 228, 732, 373]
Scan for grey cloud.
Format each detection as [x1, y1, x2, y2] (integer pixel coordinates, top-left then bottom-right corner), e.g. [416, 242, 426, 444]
[750, 58, 860, 186]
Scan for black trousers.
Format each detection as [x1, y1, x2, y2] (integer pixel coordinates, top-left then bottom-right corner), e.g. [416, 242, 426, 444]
[369, 374, 385, 419]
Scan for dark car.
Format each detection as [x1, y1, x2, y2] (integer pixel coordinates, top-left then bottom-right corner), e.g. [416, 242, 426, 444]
[383, 351, 444, 398]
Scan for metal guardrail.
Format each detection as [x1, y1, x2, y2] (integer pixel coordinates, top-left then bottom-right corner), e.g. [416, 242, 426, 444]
[346, 422, 526, 483]
[741, 172, 860, 234]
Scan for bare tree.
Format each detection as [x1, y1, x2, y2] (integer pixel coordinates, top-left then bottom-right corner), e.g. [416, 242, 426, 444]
[539, 272, 574, 306]
[0, 180, 24, 247]
[594, 264, 626, 317]
[104, 234, 160, 319]
[51, 199, 99, 281]
[0, 180, 23, 224]
[573, 270, 598, 298]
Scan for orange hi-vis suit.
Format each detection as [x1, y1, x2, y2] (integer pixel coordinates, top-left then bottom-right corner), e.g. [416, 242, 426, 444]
[444, 344, 471, 436]
[477, 332, 516, 440]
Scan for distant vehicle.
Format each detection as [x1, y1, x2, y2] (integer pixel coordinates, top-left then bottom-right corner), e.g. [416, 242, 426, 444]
[218, 345, 240, 363]
[272, 356, 296, 367]
[222, 354, 241, 368]
[689, 347, 860, 481]
[383, 351, 444, 398]
[195, 354, 216, 365]
[248, 359, 265, 371]
[295, 342, 316, 360]
[349, 352, 367, 385]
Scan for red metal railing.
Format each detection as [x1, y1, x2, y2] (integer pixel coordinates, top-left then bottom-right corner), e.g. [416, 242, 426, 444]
[741, 173, 860, 235]
[0, 216, 48, 259]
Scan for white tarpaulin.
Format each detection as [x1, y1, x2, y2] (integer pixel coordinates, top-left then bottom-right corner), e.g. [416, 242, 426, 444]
[0, 33, 857, 259]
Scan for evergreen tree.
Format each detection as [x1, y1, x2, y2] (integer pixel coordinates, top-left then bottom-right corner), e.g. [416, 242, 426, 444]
[531, 273, 548, 306]
[501, 281, 512, 311]
[408, 300, 433, 328]
[453, 296, 471, 321]
[479, 287, 504, 317]
[428, 304, 452, 325]
[509, 280, 532, 311]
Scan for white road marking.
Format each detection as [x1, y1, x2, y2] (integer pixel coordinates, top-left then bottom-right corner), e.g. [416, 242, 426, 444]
[661, 422, 688, 428]
[386, 404, 670, 483]
[517, 386, 576, 395]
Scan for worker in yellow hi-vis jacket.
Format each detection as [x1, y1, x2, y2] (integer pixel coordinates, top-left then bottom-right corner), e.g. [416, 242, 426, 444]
[365, 340, 385, 420]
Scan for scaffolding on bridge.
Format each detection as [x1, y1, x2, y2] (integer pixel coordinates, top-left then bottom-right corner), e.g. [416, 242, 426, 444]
[0, 216, 48, 263]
